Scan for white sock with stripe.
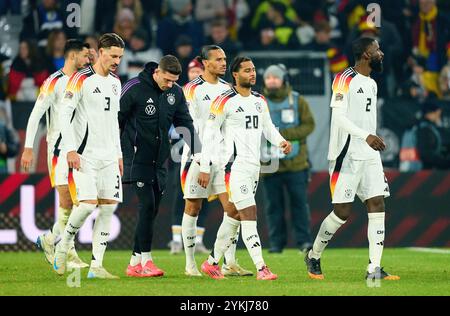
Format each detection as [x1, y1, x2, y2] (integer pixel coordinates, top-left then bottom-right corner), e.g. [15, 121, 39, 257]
[59, 203, 96, 253]
[367, 212, 385, 273]
[182, 213, 198, 268]
[91, 204, 116, 268]
[207, 213, 240, 265]
[309, 211, 346, 260]
[241, 221, 265, 270]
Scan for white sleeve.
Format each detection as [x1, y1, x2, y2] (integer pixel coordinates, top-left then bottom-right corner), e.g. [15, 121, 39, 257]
[24, 80, 55, 148]
[115, 82, 122, 159]
[332, 107, 370, 140]
[199, 97, 227, 173]
[262, 100, 285, 146]
[59, 74, 83, 152]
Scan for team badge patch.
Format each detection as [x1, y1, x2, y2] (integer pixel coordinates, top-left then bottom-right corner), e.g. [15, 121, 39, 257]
[64, 91, 74, 99]
[167, 93, 176, 105]
[145, 104, 156, 116]
[208, 113, 216, 121]
[255, 102, 263, 113]
[335, 93, 344, 101]
[112, 84, 118, 96]
[240, 185, 248, 194]
[345, 189, 352, 199]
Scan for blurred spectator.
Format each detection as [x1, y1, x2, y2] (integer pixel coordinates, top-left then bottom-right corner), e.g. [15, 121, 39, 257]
[258, 1, 299, 49]
[46, 30, 67, 72]
[84, 35, 99, 53]
[187, 56, 204, 81]
[261, 64, 315, 253]
[21, 0, 64, 47]
[206, 19, 241, 62]
[157, 0, 204, 55]
[194, 0, 227, 37]
[251, 0, 297, 31]
[248, 27, 282, 50]
[119, 29, 163, 81]
[224, 0, 250, 41]
[8, 40, 49, 102]
[401, 56, 433, 102]
[439, 43, 450, 100]
[113, 8, 138, 46]
[305, 21, 349, 75]
[174, 35, 195, 86]
[412, 0, 450, 73]
[417, 102, 450, 169]
[0, 53, 9, 102]
[0, 0, 21, 15]
[0, 107, 19, 174]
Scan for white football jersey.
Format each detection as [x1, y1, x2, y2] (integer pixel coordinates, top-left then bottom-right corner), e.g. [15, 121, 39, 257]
[328, 67, 379, 161]
[59, 66, 122, 161]
[24, 70, 69, 150]
[200, 88, 285, 172]
[182, 76, 230, 164]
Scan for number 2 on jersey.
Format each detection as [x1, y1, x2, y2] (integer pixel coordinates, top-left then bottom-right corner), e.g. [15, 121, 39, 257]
[366, 98, 372, 112]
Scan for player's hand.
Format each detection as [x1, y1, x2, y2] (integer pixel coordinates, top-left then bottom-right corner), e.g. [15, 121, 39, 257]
[21, 148, 33, 172]
[280, 141, 292, 155]
[198, 172, 210, 189]
[67, 151, 81, 170]
[118, 158, 123, 177]
[366, 134, 386, 151]
[88, 48, 98, 64]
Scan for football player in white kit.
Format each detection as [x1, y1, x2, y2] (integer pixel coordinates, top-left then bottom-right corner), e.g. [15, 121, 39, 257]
[53, 33, 125, 279]
[181, 45, 252, 277]
[304, 37, 400, 281]
[21, 39, 92, 268]
[199, 56, 292, 280]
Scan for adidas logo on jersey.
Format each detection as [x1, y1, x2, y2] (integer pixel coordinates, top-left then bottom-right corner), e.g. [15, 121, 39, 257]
[357, 88, 364, 94]
[203, 95, 211, 101]
[93, 87, 102, 94]
[147, 98, 154, 104]
[236, 107, 244, 113]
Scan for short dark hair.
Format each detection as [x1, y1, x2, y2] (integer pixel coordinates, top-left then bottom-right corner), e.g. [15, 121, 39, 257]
[159, 55, 182, 75]
[64, 39, 90, 56]
[200, 45, 223, 61]
[98, 33, 125, 50]
[230, 56, 252, 84]
[352, 37, 376, 61]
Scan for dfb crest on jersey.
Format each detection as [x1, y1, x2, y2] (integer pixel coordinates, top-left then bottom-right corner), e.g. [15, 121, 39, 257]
[240, 185, 248, 194]
[255, 102, 263, 113]
[167, 93, 176, 105]
[372, 86, 376, 96]
[112, 84, 118, 96]
[145, 104, 156, 116]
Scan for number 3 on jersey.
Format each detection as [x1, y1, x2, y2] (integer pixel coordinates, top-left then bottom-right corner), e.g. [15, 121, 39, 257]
[105, 97, 111, 111]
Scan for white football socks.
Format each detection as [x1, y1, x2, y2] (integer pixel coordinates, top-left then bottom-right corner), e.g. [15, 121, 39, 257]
[367, 212, 385, 273]
[309, 211, 346, 260]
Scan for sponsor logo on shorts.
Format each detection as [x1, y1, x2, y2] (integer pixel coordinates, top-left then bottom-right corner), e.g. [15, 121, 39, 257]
[240, 185, 248, 194]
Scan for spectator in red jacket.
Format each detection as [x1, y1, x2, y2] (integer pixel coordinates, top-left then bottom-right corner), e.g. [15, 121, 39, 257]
[8, 40, 49, 102]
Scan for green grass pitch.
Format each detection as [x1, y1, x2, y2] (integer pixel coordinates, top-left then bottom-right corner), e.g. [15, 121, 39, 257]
[0, 248, 448, 296]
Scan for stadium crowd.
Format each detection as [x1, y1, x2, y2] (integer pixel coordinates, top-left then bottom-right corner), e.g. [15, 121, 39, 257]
[0, 0, 449, 173]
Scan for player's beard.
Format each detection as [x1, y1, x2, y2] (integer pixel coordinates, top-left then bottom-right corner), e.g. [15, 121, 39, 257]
[240, 81, 253, 89]
[370, 58, 383, 73]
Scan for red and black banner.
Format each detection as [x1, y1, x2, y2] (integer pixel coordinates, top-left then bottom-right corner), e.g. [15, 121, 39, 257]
[0, 171, 449, 251]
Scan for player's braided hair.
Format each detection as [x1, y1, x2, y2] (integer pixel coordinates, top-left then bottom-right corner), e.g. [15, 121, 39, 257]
[229, 56, 252, 85]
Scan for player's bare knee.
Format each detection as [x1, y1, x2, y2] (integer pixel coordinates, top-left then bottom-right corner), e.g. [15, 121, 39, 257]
[225, 205, 240, 220]
[333, 203, 351, 221]
[59, 197, 73, 210]
[366, 197, 385, 213]
[184, 199, 201, 217]
[238, 205, 257, 221]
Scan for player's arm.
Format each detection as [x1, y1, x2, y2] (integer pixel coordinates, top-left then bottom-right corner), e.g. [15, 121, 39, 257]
[261, 99, 292, 155]
[198, 96, 227, 188]
[183, 84, 200, 121]
[330, 79, 385, 151]
[173, 90, 202, 155]
[114, 81, 123, 176]
[59, 73, 84, 170]
[21, 79, 55, 172]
